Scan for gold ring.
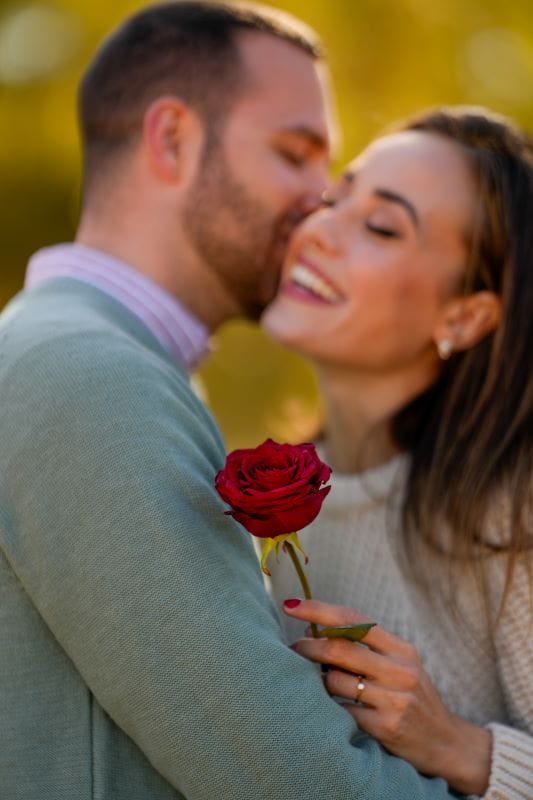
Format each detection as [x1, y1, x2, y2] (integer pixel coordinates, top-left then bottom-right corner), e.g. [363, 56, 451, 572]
[354, 677, 366, 703]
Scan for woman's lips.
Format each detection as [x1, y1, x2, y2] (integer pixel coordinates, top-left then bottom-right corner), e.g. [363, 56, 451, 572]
[282, 260, 344, 304]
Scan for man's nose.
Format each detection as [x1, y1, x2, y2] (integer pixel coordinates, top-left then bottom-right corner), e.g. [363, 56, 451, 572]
[301, 171, 334, 216]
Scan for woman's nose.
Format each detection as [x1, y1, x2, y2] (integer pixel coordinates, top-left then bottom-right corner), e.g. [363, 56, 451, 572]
[300, 206, 342, 257]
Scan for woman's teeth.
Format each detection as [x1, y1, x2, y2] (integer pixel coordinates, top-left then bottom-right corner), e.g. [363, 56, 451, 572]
[289, 263, 342, 303]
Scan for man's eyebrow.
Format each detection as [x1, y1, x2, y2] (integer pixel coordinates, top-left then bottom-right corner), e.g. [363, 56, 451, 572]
[280, 125, 330, 152]
[374, 188, 420, 229]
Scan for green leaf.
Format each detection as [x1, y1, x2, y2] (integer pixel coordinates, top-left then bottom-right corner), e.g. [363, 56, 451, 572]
[318, 623, 376, 642]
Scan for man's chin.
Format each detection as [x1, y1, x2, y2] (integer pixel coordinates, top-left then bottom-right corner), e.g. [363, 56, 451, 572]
[239, 274, 281, 322]
[241, 297, 271, 322]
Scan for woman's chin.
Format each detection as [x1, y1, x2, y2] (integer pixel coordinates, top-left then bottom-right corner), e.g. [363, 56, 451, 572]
[261, 299, 304, 349]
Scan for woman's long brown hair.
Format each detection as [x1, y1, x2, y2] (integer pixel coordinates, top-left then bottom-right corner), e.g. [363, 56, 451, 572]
[391, 107, 533, 616]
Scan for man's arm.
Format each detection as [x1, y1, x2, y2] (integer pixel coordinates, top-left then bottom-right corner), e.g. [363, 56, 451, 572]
[2, 331, 463, 800]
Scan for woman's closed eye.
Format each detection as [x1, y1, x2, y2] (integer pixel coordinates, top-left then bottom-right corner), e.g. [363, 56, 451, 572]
[365, 221, 401, 238]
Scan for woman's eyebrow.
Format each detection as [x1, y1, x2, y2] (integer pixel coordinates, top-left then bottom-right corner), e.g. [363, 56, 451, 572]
[338, 172, 421, 231]
[374, 188, 420, 229]
[341, 170, 356, 187]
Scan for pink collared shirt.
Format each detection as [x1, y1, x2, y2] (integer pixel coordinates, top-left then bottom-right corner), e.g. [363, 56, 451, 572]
[25, 243, 210, 370]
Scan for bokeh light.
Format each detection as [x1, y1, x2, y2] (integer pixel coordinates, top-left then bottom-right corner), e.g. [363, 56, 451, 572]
[0, 3, 83, 85]
[459, 28, 533, 108]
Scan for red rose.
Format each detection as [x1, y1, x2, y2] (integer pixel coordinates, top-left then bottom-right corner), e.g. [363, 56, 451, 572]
[215, 439, 331, 538]
[215, 439, 373, 642]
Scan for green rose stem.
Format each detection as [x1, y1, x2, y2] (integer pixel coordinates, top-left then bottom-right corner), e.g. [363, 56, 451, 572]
[283, 536, 376, 646]
[261, 533, 375, 645]
[284, 539, 319, 639]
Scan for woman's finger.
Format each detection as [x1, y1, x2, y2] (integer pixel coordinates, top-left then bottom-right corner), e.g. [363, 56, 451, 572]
[340, 703, 383, 740]
[291, 636, 377, 677]
[284, 598, 373, 628]
[325, 669, 378, 707]
[291, 635, 415, 688]
[284, 597, 417, 660]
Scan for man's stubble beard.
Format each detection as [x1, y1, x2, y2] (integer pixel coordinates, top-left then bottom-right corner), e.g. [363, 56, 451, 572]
[182, 139, 293, 322]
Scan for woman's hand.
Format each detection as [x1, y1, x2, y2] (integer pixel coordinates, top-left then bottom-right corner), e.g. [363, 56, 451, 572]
[284, 598, 492, 796]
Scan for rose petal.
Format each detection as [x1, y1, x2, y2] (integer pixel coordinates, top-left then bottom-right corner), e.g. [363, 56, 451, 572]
[215, 441, 332, 538]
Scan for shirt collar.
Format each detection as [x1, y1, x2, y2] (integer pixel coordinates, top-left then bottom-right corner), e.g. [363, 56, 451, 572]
[25, 243, 210, 369]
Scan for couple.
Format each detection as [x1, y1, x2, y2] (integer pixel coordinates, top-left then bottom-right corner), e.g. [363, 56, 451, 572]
[1, 2, 531, 799]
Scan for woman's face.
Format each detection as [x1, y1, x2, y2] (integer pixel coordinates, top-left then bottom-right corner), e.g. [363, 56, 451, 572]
[262, 131, 478, 373]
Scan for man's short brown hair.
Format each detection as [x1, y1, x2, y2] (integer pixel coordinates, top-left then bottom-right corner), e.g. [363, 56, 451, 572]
[79, 1, 323, 186]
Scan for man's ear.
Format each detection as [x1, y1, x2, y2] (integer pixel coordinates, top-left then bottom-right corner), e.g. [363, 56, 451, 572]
[433, 290, 502, 354]
[143, 96, 203, 183]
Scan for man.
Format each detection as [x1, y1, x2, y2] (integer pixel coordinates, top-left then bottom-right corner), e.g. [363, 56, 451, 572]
[0, 3, 462, 798]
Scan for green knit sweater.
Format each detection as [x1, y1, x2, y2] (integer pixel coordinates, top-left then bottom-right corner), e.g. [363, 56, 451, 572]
[0, 279, 463, 799]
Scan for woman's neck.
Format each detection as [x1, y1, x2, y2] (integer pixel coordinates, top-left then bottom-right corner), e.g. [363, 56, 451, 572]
[315, 361, 436, 474]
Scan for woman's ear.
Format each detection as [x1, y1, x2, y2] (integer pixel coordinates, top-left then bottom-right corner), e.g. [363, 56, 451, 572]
[143, 96, 203, 183]
[434, 290, 502, 354]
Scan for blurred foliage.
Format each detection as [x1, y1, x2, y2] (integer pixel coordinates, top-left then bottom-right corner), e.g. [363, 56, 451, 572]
[0, 0, 532, 447]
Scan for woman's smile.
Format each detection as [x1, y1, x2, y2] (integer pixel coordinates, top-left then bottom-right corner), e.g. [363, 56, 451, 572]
[282, 259, 344, 305]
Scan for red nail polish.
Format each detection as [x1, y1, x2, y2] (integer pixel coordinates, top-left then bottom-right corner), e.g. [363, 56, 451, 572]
[284, 598, 302, 609]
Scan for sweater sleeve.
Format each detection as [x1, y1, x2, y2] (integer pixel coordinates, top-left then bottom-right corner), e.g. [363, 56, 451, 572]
[1, 331, 464, 800]
[481, 544, 533, 800]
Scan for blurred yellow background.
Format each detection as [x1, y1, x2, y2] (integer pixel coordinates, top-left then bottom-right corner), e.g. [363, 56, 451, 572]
[1, 0, 532, 447]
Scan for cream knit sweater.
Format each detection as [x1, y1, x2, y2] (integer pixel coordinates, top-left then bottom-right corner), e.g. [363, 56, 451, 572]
[269, 455, 533, 800]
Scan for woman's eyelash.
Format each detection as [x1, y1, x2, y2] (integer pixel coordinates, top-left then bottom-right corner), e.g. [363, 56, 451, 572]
[366, 222, 399, 238]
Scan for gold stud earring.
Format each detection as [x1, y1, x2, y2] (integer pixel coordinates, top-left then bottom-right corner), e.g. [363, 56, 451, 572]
[437, 338, 453, 360]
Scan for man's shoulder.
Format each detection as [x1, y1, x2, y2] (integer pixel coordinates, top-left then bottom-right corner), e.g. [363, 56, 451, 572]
[0, 280, 225, 464]
[2, 279, 185, 388]
[2, 279, 167, 362]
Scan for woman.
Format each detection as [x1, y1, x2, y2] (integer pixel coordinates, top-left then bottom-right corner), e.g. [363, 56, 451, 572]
[262, 107, 533, 799]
